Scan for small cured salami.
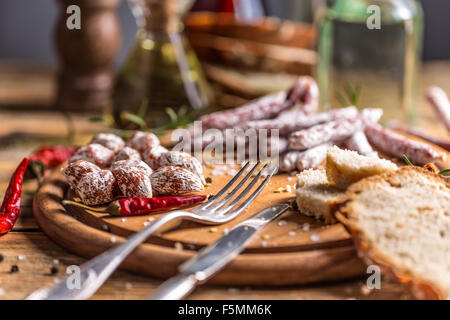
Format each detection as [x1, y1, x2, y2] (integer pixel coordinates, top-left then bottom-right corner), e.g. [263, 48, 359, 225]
[159, 151, 205, 184]
[111, 163, 153, 198]
[343, 131, 378, 157]
[90, 133, 125, 153]
[75, 170, 117, 205]
[63, 160, 101, 190]
[111, 159, 152, 177]
[289, 117, 365, 150]
[113, 146, 142, 162]
[197, 76, 317, 130]
[426, 86, 450, 133]
[150, 166, 204, 195]
[279, 144, 328, 172]
[142, 145, 168, 169]
[69, 144, 115, 168]
[126, 131, 160, 154]
[237, 106, 359, 135]
[365, 124, 446, 165]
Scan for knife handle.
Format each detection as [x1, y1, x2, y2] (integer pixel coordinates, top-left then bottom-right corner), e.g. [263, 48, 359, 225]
[151, 274, 198, 300]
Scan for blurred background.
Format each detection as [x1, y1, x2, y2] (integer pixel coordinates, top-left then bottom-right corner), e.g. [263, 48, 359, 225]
[0, 0, 448, 65]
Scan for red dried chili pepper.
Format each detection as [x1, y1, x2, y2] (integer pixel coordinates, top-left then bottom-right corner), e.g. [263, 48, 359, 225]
[62, 195, 207, 217]
[0, 157, 29, 236]
[28, 145, 78, 181]
[30, 145, 77, 168]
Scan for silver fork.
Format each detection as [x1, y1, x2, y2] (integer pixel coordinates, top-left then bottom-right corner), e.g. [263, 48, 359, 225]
[26, 161, 276, 300]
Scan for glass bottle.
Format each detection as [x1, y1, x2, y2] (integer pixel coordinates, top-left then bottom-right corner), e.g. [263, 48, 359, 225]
[315, 0, 423, 124]
[112, 0, 213, 129]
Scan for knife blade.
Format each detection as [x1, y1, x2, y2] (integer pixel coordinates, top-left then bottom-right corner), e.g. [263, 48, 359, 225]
[149, 203, 290, 300]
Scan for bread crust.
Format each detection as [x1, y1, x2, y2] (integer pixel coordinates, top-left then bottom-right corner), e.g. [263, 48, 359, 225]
[333, 166, 450, 300]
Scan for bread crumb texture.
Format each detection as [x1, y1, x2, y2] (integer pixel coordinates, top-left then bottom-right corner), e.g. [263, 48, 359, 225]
[326, 146, 397, 190]
[295, 169, 343, 223]
[336, 167, 450, 299]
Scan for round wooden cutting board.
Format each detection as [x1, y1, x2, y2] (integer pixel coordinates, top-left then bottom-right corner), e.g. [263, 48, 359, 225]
[32, 137, 450, 286]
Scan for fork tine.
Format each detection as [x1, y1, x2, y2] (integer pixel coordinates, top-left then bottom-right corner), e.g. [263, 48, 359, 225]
[198, 161, 253, 210]
[222, 163, 276, 216]
[215, 162, 273, 215]
[204, 162, 261, 211]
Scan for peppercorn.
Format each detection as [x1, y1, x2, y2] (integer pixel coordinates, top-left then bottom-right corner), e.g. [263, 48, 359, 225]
[0, 254, 3, 263]
[10, 265, 19, 273]
[205, 177, 212, 184]
[50, 266, 58, 275]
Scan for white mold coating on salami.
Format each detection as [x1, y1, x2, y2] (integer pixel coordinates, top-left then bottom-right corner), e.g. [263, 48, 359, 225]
[111, 165, 152, 198]
[75, 170, 117, 205]
[142, 145, 168, 169]
[237, 106, 359, 135]
[126, 131, 160, 154]
[159, 151, 205, 184]
[69, 144, 115, 168]
[113, 146, 141, 162]
[289, 117, 364, 150]
[90, 133, 125, 153]
[150, 166, 204, 195]
[344, 131, 378, 157]
[110, 159, 152, 177]
[365, 124, 446, 165]
[63, 160, 101, 190]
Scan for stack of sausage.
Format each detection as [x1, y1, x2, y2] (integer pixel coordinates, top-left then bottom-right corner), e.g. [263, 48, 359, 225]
[191, 76, 446, 173]
[63, 132, 206, 205]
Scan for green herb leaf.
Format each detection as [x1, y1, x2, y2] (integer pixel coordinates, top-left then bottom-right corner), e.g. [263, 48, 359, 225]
[439, 169, 450, 176]
[122, 112, 148, 131]
[402, 154, 413, 166]
[336, 82, 363, 107]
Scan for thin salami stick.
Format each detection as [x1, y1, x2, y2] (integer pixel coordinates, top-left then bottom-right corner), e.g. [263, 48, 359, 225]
[289, 117, 365, 150]
[237, 106, 359, 135]
[365, 124, 446, 165]
[197, 76, 317, 130]
[296, 144, 329, 170]
[426, 86, 450, 133]
[279, 144, 329, 172]
[387, 121, 450, 152]
[344, 131, 378, 157]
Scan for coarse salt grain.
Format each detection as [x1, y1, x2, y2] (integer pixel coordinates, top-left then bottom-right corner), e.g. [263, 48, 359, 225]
[302, 223, 310, 232]
[17, 255, 26, 261]
[288, 231, 296, 237]
[261, 240, 268, 247]
[143, 221, 150, 227]
[148, 217, 155, 221]
[53, 259, 60, 265]
[310, 234, 320, 242]
[110, 236, 117, 243]
[121, 218, 127, 223]
[277, 220, 287, 227]
[223, 228, 229, 235]
[125, 282, 133, 290]
[285, 185, 292, 193]
[0, 288, 4, 296]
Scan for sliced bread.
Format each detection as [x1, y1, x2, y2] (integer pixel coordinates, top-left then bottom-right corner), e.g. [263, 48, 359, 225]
[295, 169, 343, 223]
[326, 146, 398, 189]
[334, 167, 450, 299]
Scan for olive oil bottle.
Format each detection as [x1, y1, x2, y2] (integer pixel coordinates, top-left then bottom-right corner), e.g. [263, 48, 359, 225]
[112, 0, 213, 129]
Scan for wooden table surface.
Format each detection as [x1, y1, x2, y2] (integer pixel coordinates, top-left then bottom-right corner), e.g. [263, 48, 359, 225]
[0, 61, 449, 300]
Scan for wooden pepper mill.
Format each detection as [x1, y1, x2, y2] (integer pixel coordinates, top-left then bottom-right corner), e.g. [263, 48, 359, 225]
[54, 0, 122, 113]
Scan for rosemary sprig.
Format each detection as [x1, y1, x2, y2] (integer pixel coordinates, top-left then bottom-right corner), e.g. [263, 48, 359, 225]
[403, 154, 449, 178]
[89, 104, 195, 137]
[336, 82, 362, 108]
[439, 169, 450, 178]
[402, 154, 413, 166]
